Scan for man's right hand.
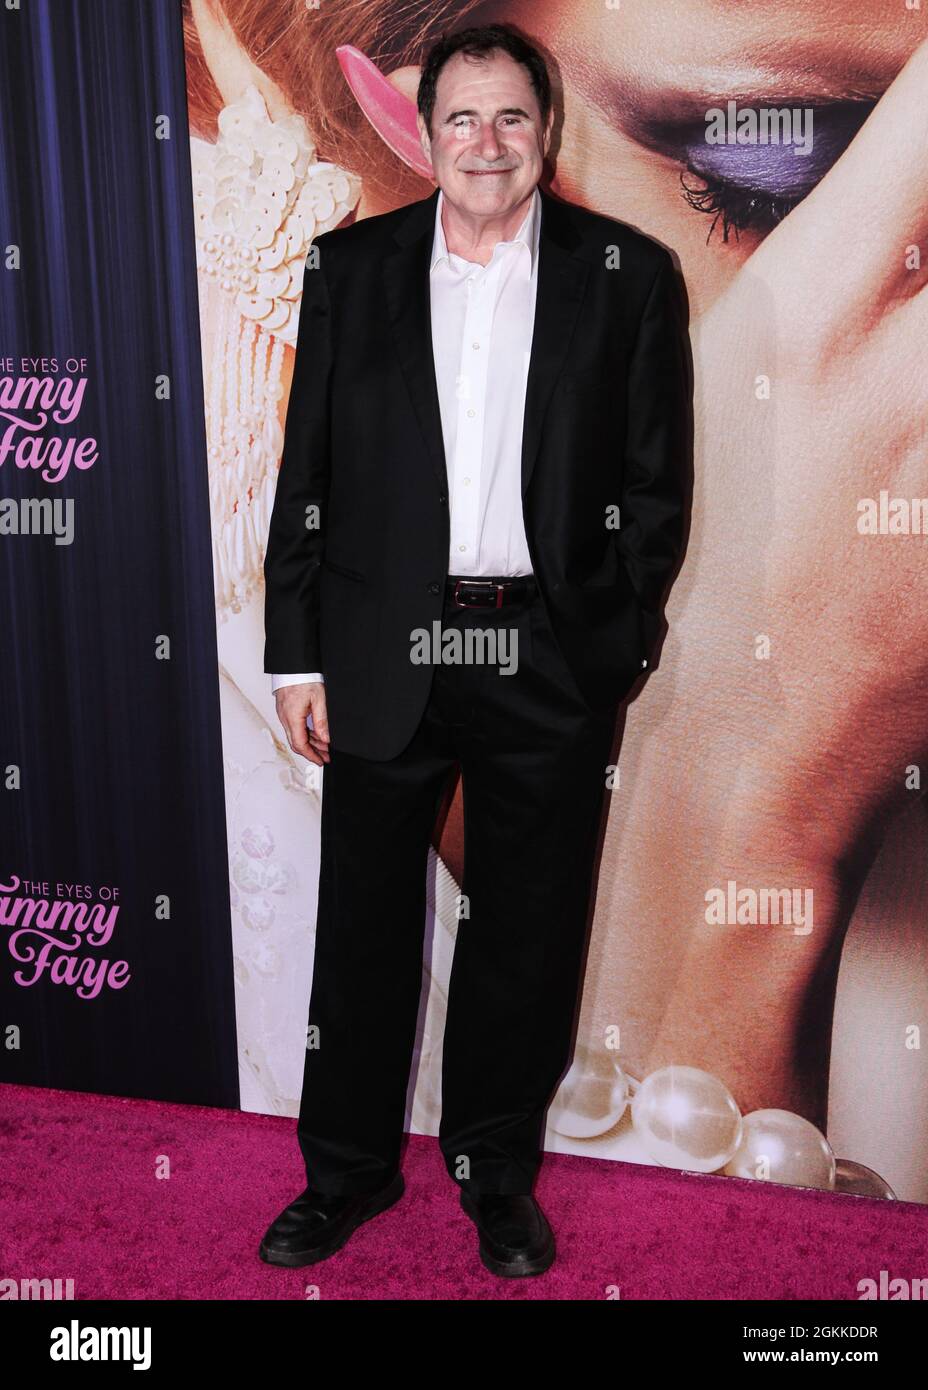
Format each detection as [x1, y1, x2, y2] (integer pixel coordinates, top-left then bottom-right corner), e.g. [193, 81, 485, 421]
[275, 681, 330, 765]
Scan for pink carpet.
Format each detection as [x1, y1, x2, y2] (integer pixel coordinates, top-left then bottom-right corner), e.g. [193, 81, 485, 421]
[2, 1082, 924, 1300]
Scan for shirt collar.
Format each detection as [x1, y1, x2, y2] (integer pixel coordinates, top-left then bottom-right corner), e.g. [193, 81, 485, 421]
[430, 186, 541, 273]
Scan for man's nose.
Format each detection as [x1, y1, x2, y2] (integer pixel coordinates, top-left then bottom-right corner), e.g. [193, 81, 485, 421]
[476, 124, 506, 160]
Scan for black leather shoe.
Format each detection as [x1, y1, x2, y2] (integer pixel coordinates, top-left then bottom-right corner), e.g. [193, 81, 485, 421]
[259, 1172, 404, 1267]
[460, 1191, 555, 1277]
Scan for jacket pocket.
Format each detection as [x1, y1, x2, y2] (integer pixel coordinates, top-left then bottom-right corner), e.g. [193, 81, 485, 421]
[322, 557, 366, 583]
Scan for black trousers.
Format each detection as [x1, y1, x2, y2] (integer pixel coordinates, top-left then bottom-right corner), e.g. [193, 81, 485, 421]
[297, 580, 618, 1195]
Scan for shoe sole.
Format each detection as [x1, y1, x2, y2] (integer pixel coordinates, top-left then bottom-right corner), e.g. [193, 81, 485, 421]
[460, 1192, 556, 1278]
[259, 1171, 405, 1268]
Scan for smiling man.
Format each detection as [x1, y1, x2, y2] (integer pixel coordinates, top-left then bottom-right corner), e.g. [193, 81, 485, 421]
[261, 22, 689, 1278]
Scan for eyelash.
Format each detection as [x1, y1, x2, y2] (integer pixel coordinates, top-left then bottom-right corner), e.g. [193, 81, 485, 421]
[680, 169, 802, 243]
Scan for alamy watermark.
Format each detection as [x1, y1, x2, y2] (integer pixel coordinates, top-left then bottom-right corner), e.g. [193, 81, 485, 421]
[409, 622, 519, 675]
[704, 102, 813, 156]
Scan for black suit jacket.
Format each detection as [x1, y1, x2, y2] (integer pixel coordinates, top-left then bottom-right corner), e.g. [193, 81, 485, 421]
[264, 184, 690, 760]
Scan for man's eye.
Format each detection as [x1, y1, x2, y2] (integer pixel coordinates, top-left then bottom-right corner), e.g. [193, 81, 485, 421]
[452, 116, 522, 130]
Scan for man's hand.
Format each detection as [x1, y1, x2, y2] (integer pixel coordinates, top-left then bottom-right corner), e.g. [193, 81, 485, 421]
[275, 681, 330, 765]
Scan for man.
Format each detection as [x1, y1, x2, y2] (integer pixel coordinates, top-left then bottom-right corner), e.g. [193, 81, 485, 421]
[260, 23, 689, 1278]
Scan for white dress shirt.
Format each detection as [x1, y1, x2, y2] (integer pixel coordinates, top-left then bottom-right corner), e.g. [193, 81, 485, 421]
[272, 185, 541, 694]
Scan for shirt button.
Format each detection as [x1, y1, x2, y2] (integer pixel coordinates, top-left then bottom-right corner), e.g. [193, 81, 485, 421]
[472, 341, 480, 350]
[458, 544, 467, 552]
[466, 409, 475, 418]
[462, 478, 471, 486]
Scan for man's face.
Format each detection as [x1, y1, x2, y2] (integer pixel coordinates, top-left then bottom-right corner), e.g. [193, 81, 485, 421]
[418, 49, 553, 219]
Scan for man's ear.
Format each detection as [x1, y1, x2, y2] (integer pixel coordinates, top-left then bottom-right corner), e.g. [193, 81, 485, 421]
[417, 111, 431, 161]
[542, 106, 555, 157]
[189, 0, 293, 120]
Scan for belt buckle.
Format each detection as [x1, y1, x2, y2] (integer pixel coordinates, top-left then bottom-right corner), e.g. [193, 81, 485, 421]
[453, 578, 505, 609]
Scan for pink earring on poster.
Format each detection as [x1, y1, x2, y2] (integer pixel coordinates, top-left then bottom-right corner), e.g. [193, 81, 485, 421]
[335, 45, 434, 181]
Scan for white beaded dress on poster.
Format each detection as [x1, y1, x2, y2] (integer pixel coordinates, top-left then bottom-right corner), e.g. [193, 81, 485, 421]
[190, 84, 460, 1128]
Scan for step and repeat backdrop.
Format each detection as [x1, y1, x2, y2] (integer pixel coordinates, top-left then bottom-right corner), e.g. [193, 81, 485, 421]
[3, 0, 928, 1204]
[0, 0, 239, 1107]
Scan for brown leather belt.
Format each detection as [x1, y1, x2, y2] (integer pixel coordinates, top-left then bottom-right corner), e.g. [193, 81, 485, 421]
[446, 575, 536, 609]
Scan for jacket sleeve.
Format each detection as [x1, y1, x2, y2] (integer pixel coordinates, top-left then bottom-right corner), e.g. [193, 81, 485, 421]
[614, 250, 689, 656]
[262, 249, 333, 673]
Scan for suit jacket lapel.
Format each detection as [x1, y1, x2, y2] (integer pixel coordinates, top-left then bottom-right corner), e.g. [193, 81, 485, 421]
[382, 182, 589, 501]
[383, 187, 447, 493]
[521, 187, 588, 496]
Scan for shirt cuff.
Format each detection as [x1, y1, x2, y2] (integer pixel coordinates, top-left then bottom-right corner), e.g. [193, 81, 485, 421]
[271, 672, 324, 692]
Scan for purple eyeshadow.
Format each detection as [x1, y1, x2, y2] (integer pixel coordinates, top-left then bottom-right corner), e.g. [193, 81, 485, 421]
[684, 102, 871, 197]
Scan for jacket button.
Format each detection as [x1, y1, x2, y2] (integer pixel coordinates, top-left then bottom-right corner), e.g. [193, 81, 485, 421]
[641, 658, 648, 668]
[438, 493, 447, 505]
[428, 581, 441, 595]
